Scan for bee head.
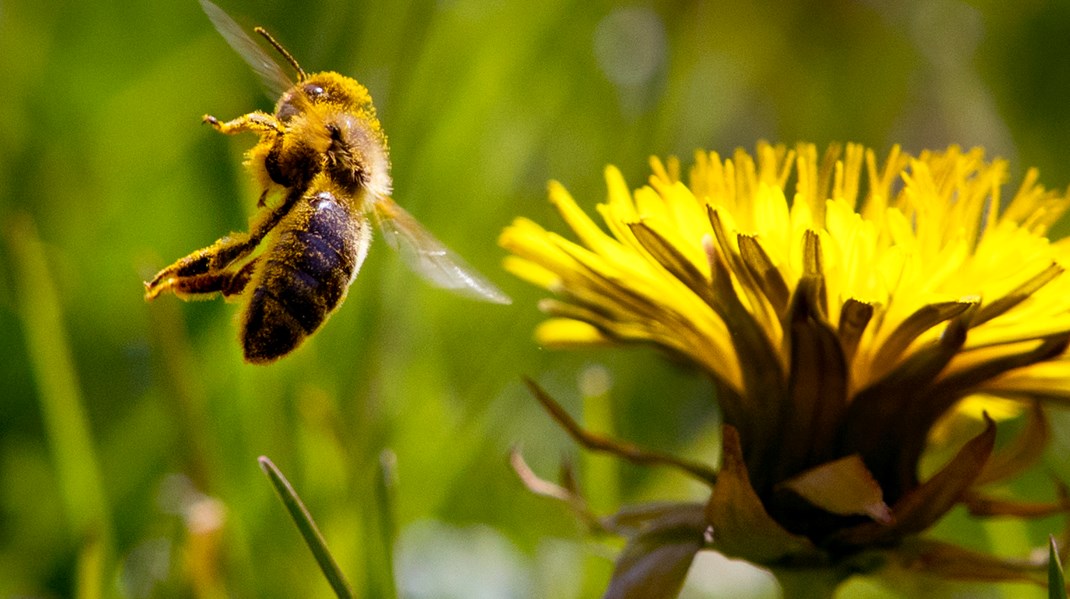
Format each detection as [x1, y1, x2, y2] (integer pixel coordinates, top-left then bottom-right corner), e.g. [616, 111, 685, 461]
[274, 73, 377, 125]
[252, 27, 377, 124]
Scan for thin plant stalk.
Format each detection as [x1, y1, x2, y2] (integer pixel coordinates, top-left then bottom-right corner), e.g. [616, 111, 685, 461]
[368, 450, 399, 599]
[1051, 536, 1067, 599]
[5, 214, 113, 591]
[258, 456, 354, 599]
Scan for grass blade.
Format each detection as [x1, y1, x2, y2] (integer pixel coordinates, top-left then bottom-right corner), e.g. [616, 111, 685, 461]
[1051, 536, 1067, 599]
[4, 214, 113, 560]
[368, 450, 399, 599]
[258, 456, 354, 599]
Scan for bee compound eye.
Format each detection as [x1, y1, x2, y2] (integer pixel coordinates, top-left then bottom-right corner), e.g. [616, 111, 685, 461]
[304, 84, 325, 99]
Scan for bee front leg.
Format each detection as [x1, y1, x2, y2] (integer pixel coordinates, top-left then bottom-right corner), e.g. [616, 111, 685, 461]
[203, 111, 282, 135]
[204, 112, 288, 202]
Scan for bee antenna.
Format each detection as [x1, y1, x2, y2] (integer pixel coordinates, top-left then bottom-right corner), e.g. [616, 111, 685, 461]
[254, 27, 307, 81]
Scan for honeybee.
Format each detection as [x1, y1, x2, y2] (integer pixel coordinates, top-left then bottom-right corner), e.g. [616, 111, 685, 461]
[145, 0, 509, 363]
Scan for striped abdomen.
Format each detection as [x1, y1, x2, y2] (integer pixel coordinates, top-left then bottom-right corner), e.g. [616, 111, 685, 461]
[241, 191, 370, 363]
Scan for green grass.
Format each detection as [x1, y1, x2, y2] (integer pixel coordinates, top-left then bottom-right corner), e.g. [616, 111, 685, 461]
[2, 1, 1070, 597]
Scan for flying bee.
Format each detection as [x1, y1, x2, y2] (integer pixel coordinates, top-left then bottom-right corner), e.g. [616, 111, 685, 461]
[145, 0, 510, 363]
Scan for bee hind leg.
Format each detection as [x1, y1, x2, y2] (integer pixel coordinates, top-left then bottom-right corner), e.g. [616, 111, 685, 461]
[145, 187, 303, 301]
[146, 256, 259, 301]
[221, 258, 259, 298]
[144, 232, 259, 300]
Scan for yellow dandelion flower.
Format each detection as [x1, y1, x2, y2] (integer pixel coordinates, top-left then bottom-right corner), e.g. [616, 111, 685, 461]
[501, 142, 1070, 595]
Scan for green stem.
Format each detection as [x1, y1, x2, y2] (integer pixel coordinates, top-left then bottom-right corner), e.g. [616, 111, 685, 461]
[369, 450, 399, 599]
[5, 215, 113, 585]
[1051, 536, 1067, 599]
[259, 456, 354, 599]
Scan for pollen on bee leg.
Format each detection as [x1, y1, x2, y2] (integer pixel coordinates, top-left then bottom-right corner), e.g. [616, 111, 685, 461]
[203, 111, 282, 135]
[144, 278, 172, 301]
[222, 259, 259, 298]
[158, 269, 250, 300]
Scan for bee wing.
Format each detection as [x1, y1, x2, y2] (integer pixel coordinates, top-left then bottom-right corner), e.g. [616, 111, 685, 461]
[370, 196, 511, 304]
[199, 0, 294, 98]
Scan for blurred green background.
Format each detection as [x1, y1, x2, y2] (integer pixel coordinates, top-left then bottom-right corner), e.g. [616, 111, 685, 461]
[3, 0, 1070, 597]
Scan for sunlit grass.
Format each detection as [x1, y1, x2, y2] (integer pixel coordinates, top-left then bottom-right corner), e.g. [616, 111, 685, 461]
[259, 456, 357, 598]
[3, 0, 1070, 597]
[5, 215, 113, 597]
